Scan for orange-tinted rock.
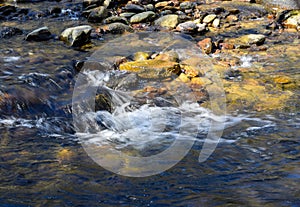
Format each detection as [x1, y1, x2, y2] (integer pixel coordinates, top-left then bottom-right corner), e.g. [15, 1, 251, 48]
[197, 38, 213, 54]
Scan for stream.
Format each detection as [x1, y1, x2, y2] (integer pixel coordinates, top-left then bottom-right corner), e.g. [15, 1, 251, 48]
[0, 1, 299, 206]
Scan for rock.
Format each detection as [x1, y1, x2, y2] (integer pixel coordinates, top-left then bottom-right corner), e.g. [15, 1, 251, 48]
[220, 2, 267, 19]
[98, 22, 133, 34]
[145, 4, 154, 11]
[95, 93, 112, 112]
[273, 76, 292, 84]
[197, 38, 213, 54]
[178, 73, 190, 83]
[179, 2, 195, 10]
[180, 64, 200, 78]
[120, 12, 136, 18]
[60, 25, 92, 47]
[25, 26, 52, 41]
[0, 4, 16, 19]
[130, 11, 156, 23]
[0, 26, 22, 38]
[119, 59, 180, 78]
[124, 4, 145, 13]
[134, 52, 150, 61]
[191, 77, 212, 86]
[176, 21, 206, 33]
[212, 18, 220, 28]
[226, 15, 238, 22]
[103, 16, 129, 25]
[283, 12, 300, 29]
[154, 51, 179, 62]
[261, 0, 300, 9]
[202, 14, 217, 24]
[87, 6, 108, 23]
[83, 0, 104, 8]
[155, 1, 170, 9]
[219, 43, 235, 50]
[230, 34, 266, 48]
[154, 14, 179, 29]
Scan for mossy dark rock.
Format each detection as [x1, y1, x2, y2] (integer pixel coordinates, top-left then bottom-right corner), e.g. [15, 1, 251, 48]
[25, 26, 52, 41]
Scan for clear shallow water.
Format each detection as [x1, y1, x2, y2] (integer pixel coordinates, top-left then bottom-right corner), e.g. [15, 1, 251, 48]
[0, 5, 300, 206]
[0, 112, 299, 206]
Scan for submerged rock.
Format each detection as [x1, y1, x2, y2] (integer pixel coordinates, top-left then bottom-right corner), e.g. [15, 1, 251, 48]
[0, 26, 22, 38]
[25, 26, 52, 41]
[229, 34, 266, 48]
[119, 59, 180, 78]
[60, 25, 92, 47]
[134, 51, 150, 61]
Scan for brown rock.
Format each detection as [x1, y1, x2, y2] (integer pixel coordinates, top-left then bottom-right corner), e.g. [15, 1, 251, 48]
[197, 38, 213, 54]
[119, 59, 181, 78]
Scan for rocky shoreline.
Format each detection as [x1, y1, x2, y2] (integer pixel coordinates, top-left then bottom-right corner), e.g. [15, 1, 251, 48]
[0, 0, 299, 115]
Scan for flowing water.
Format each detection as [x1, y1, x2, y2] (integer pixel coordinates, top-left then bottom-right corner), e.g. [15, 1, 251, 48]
[0, 2, 300, 206]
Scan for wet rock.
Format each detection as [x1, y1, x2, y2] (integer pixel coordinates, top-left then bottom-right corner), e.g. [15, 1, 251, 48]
[230, 34, 266, 48]
[191, 77, 212, 86]
[120, 12, 136, 18]
[154, 51, 179, 62]
[60, 25, 92, 47]
[124, 4, 145, 13]
[48, 6, 61, 15]
[155, 1, 170, 9]
[134, 51, 150, 61]
[224, 79, 293, 111]
[95, 93, 112, 112]
[154, 14, 179, 29]
[119, 59, 180, 78]
[130, 11, 156, 23]
[83, 0, 104, 8]
[202, 14, 217, 24]
[145, 4, 154, 11]
[0, 26, 22, 38]
[283, 12, 300, 30]
[273, 76, 292, 84]
[98, 22, 133, 34]
[25, 26, 52, 41]
[0, 4, 16, 19]
[176, 21, 206, 33]
[103, 16, 129, 24]
[226, 14, 238, 22]
[220, 2, 267, 19]
[87, 6, 108, 23]
[179, 2, 195, 10]
[180, 64, 200, 78]
[219, 42, 235, 50]
[261, 0, 300, 9]
[212, 18, 220, 28]
[197, 38, 213, 54]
